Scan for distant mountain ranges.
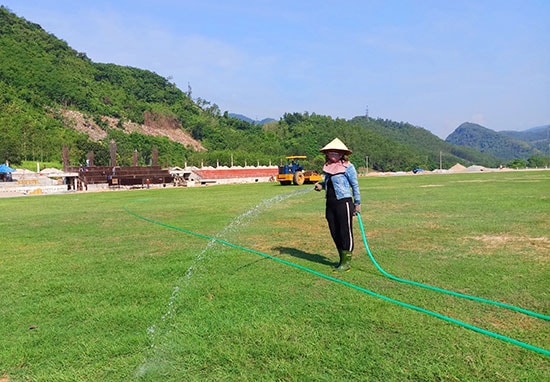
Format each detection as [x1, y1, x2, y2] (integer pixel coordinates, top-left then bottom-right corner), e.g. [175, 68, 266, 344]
[445, 122, 550, 160]
[228, 113, 276, 125]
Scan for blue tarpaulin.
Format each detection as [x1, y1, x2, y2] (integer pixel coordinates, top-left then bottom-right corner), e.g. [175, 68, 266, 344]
[0, 164, 15, 173]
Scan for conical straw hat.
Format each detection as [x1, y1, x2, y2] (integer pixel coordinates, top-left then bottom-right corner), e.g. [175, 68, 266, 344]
[320, 138, 352, 155]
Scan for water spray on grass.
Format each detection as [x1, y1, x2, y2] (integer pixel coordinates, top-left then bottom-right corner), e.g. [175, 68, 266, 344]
[135, 187, 313, 377]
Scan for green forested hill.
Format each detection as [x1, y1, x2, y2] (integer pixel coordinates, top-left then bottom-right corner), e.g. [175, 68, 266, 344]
[446, 122, 547, 161]
[0, 5, 207, 167]
[0, 6, 534, 171]
[500, 125, 550, 154]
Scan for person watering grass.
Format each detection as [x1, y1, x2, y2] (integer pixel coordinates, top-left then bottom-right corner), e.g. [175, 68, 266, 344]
[314, 138, 361, 272]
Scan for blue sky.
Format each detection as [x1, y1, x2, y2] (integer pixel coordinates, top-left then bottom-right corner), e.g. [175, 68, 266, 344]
[4, 0, 549, 138]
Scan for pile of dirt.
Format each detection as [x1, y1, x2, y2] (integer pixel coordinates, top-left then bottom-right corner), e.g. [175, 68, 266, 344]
[448, 163, 466, 172]
[59, 109, 205, 151]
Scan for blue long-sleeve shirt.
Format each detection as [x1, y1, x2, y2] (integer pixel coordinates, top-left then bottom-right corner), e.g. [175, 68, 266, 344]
[320, 164, 361, 205]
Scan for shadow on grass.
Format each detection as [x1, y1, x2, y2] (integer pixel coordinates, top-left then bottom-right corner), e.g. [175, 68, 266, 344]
[273, 246, 336, 266]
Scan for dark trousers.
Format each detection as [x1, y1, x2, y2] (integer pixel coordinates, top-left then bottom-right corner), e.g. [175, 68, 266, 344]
[325, 198, 354, 252]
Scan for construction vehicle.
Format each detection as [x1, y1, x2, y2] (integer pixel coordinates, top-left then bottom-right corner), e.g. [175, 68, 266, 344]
[277, 156, 322, 185]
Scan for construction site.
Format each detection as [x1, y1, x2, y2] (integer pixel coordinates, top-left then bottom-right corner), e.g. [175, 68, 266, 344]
[0, 142, 279, 197]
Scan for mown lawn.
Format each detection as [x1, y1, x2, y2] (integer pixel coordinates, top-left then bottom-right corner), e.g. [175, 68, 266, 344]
[0, 170, 548, 381]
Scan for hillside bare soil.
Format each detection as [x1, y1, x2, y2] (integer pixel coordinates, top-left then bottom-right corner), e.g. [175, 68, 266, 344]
[59, 109, 206, 151]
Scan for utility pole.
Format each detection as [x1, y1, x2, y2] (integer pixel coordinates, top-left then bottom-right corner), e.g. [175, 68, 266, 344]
[366, 155, 369, 174]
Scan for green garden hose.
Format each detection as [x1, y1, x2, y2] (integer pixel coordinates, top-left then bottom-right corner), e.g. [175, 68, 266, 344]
[125, 206, 549, 356]
[355, 212, 550, 321]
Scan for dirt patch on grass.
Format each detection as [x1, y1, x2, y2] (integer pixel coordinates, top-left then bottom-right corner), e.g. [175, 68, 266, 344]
[467, 235, 549, 262]
[473, 312, 541, 331]
[472, 235, 549, 250]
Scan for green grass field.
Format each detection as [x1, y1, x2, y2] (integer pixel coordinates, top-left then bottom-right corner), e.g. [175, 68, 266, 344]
[1, 170, 548, 381]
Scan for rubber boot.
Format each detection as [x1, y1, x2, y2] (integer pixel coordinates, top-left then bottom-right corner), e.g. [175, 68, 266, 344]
[335, 250, 352, 272]
[334, 249, 343, 268]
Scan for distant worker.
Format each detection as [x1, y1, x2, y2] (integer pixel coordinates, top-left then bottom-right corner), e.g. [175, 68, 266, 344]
[314, 138, 361, 271]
